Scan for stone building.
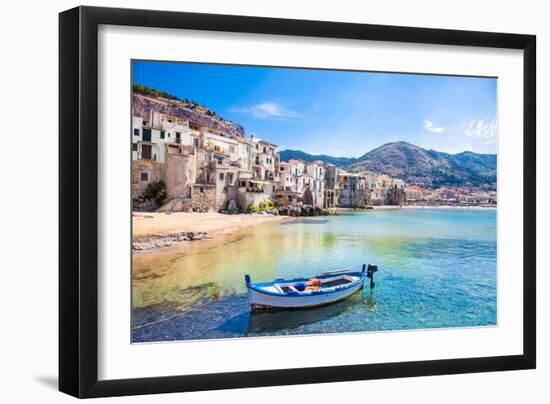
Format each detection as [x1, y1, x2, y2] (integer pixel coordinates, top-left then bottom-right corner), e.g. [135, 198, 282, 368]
[132, 159, 162, 197]
[132, 92, 409, 212]
[323, 164, 341, 208]
[305, 160, 325, 209]
[338, 172, 370, 207]
[385, 184, 406, 205]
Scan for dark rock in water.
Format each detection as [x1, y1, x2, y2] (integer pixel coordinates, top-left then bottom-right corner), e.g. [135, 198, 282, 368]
[278, 205, 330, 217]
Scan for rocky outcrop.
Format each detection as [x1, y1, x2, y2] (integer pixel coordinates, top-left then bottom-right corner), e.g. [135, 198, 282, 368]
[133, 199, 159, 212]
[133, 94, 245, 138]
[133, 231, 209, 252]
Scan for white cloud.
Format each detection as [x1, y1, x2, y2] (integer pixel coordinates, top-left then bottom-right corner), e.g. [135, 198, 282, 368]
[423, 120, 445, 133]
[231, 101, 298, 119]
[463, 118, 498, 140]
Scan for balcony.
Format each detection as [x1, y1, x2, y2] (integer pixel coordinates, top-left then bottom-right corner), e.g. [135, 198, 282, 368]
[246, 188, 264, 193]
[206, 143, 226, 153]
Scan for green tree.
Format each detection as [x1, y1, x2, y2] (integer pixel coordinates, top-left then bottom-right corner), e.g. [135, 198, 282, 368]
[138, 180, 167, 208]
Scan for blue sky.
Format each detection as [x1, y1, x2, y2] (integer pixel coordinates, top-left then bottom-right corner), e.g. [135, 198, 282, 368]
[133, 60, 497, 157]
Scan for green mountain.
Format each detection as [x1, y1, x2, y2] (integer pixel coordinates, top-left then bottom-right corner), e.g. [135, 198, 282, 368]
[279, 149, 357, 167]
[280, 142, 496, 188]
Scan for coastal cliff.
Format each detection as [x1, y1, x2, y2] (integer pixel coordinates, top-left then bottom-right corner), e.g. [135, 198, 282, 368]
[133, 93, 245, 138]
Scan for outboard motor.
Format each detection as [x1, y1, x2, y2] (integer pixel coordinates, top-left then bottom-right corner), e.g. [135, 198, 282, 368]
[366, 264, 378, 290]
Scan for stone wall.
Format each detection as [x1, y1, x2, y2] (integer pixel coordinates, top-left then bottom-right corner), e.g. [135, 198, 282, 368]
[339, 188, 369, 208]
[132, 160, 162, 199]
[159, 197, 193, 212]
[165, 149, 195, 199]
[385, 187, 406, 205]
[191, 185, 216, 210]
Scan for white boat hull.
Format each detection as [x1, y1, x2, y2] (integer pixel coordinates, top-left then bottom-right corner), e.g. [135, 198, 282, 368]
[247, 280, 364, 310]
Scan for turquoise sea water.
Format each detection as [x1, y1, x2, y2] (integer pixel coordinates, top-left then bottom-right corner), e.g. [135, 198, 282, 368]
[132, 208, 497, 342]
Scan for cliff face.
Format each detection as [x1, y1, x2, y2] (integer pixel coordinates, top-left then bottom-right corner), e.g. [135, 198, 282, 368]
[133, 93, 245, 138]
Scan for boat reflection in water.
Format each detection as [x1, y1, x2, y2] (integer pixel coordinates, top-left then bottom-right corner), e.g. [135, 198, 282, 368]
[246, 290, 376, 335]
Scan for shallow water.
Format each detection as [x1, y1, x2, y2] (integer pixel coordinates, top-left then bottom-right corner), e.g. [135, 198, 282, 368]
[132, 208, 497, 342]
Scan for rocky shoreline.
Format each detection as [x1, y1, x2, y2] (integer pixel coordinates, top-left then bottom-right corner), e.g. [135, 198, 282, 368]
[276, 205, 332, 217]
[133, 231, 209, 252]
[221, 204, 334, 217]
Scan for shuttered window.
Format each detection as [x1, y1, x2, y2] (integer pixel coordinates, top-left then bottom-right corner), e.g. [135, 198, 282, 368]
[142, 128, 152, 142]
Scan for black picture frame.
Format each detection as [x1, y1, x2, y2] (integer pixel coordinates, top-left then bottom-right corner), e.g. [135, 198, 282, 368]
[59, 6, 536, 398]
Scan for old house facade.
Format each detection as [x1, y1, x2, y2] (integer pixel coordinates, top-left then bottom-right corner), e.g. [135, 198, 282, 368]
[132, 93, 409, 212]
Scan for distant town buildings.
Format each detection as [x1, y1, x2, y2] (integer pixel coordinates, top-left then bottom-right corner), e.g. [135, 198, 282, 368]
[132, 93, 496, 211]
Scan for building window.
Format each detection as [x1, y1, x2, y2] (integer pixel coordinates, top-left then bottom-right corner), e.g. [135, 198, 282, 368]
[175, 132, 181, 144]
[160, 131, 165, 139]
[132, 143, 138, 151]
[199, 187, 204, 193]
[193, 137, 199, 146]
[228, 173, 234, 184]
[229, 146, 235, 153]
[133, 128, 139, 137]
[219, 173, 225, 180]
[140, 172, 149, 182]
[142, 128, 152, 142]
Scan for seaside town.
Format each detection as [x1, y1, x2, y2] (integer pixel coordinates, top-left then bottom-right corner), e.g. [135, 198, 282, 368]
[132, 90, 497, 216]
[130, 71, 498, 343]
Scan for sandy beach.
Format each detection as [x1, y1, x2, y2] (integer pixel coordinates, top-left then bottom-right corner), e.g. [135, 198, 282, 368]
[133, 211, 287, 239]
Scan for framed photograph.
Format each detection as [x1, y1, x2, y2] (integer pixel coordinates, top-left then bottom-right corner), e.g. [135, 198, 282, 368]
[59, 6, 536, 398]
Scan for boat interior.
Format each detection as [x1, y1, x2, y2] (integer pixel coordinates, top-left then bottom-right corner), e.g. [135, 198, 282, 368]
[264, 274, 360, 295]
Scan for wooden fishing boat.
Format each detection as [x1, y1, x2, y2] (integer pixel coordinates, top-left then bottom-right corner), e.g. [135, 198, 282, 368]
[245, 264, 378, 311]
